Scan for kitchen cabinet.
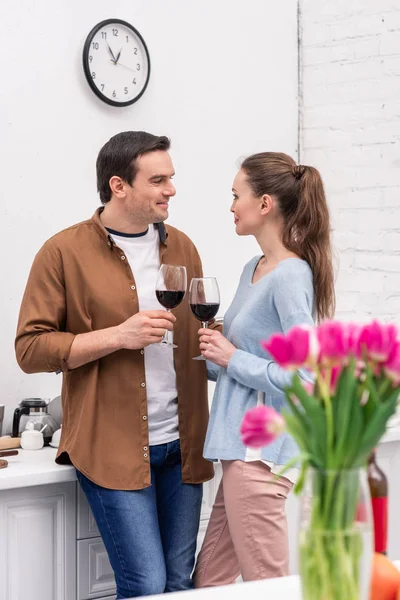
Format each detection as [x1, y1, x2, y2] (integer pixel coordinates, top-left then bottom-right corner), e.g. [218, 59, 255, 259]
[0, 482, 76, 600]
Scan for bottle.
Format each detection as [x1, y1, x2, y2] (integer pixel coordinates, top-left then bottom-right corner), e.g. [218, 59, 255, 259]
[368, 449, 388, 555]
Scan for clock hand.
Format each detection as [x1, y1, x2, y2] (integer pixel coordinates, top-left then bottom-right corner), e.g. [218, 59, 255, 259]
[106, 42, 117, 63]
[115, 47, 123, 64]
[110, 60, 137, 73]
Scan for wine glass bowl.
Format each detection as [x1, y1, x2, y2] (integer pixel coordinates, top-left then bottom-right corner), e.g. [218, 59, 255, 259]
[189, 277, 220, 360]
[155, 265, 187, 348]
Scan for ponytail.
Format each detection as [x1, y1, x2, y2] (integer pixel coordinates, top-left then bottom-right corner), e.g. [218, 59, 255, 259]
[284, 165, 335, 321]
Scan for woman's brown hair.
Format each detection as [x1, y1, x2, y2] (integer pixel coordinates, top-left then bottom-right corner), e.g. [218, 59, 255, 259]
[240, 152, 335, 322]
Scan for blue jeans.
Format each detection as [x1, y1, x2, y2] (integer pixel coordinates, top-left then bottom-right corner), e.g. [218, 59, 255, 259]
[76, 439, 203, 599]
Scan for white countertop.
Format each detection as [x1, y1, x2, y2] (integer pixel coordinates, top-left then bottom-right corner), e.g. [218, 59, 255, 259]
[0, 424, 400, 492]
[142, 560, 400, 600]
[144, 576, 301, 600]
[0, 446, 75, 490]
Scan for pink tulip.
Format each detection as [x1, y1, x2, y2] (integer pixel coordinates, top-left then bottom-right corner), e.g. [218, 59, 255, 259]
[262, 326, 317, 370]
[347, 323, 362, 356]
[384, 341, 400, 384]
[317, 321, 350, 365]
[240, 406, 285, 448]
[357, 321, 398, 363]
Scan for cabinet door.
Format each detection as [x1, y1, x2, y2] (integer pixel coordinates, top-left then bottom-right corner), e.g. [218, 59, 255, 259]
[0, 482, 76, 600]
[77, 484, 100, 540]
[77, 538, 116, 600]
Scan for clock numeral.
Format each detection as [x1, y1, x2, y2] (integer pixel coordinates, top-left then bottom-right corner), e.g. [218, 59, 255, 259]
[134, 47, 138, 55]
[91, 72, 96, 79]
[124, 87, 128, 95]
[101, 31, 107, 39]
[132, 78, 136, 85]
[89, 55, 93, 63]
[112, 90, 116, 98]
[92, 42, 99, 50]
[126, 36, 129, 43]
[112, 28, 119, 36]
[101, 84, 105, 91]
[136, 63, 141, 70]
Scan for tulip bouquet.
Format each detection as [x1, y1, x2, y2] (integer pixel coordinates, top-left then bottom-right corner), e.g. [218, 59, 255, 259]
[241, 320, 400, 600]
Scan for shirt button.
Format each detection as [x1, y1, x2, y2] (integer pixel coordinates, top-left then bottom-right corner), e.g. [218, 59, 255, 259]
[141, 382, 146, 388]
[143, 415, 147, 420]
[144, 453, 148, 458]
[131, 285, 136, 290]
[140, 349, 144, 355]
[121, 255, 126, 260]
[143, 446, 148, 451]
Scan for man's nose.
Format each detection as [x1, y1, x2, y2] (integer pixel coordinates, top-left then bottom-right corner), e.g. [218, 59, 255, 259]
[164, 182, 176, 197]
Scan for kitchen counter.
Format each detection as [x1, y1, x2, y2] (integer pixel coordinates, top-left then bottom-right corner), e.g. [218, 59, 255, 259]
[1, 423, 400, 491]
[0, 446, 75, 490]
[146, 576, 301, 600]
[141, 561, 400, 600]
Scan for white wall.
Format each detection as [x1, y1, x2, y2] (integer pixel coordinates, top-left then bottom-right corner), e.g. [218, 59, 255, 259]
[0, 0, 299, 432]
[301, 0, 400, 322]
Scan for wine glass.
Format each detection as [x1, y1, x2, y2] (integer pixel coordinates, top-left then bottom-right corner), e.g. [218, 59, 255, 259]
[155, 264, 187, 348]
[189, 277, 220, 360]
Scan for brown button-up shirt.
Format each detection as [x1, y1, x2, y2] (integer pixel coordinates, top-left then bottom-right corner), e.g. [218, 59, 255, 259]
[15, 209, 214, 490]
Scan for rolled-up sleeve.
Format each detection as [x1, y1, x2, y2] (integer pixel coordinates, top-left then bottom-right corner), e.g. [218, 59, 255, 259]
[15, 240, 75, 373]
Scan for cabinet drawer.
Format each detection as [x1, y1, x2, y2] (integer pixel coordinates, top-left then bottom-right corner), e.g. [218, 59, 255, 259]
[77, 485, 100, 540]
[77, 538, 116, 600]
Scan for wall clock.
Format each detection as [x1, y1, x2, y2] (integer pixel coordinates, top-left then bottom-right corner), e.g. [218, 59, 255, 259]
[82, 18, 151, 107]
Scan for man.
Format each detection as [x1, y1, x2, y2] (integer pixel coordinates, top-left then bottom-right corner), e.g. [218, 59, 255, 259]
[15, 131, 214, 599]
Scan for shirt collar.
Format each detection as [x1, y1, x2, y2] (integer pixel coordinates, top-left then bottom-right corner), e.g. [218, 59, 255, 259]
[91, 207, 168, 247]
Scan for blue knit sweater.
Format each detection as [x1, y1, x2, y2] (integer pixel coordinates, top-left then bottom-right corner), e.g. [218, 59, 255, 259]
[203, 256, 314, 465]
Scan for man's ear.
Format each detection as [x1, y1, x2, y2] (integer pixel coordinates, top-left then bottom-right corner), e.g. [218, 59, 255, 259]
[109, 176, 126, 199]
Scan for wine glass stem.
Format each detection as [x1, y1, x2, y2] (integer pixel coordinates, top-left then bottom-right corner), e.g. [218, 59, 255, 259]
[202, 322, 208, 329]
[162, 309, 171, 344]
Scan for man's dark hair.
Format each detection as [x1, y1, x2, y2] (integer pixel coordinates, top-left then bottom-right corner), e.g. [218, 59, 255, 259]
[96, 131, 171, 203]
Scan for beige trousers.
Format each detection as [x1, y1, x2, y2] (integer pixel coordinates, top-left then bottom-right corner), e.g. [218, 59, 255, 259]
[194, 460, 293, 586]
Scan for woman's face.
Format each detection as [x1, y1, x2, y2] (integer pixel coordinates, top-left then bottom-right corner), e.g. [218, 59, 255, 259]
[230, 169, 264, 236]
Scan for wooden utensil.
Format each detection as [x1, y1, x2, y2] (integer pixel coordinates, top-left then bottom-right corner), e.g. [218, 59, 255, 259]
[0, 437, 21, 451]
[0, 450, 18, 458]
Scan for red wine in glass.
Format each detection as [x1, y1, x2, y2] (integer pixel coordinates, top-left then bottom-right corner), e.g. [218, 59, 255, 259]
[156, 265, 187, 348]
[156, 291, 186, 310]
[190, 302, 220, 322]
[189, 277, 220, 360]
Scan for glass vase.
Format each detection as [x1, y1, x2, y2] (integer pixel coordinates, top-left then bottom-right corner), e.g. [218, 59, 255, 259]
[299, 467, 373, 600]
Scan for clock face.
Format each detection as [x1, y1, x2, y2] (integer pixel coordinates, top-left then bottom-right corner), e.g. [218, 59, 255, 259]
[83, 19, 150, 107]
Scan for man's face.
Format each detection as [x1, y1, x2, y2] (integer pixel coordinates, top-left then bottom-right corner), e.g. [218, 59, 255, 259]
[125, 151, 176, 225]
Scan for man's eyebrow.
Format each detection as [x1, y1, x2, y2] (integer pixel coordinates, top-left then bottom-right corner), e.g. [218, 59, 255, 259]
[232, 187, 237, 193]
[150, 172, 175, 180]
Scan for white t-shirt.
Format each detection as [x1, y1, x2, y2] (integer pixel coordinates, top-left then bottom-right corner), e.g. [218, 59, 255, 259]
[107, 225, 179, 446]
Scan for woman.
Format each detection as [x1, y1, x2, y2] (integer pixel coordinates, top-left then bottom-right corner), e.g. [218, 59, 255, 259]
[194, 152, 335, 585]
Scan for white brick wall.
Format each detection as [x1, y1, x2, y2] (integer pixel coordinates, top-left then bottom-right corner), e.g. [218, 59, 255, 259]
[300, 0, 400, 322]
